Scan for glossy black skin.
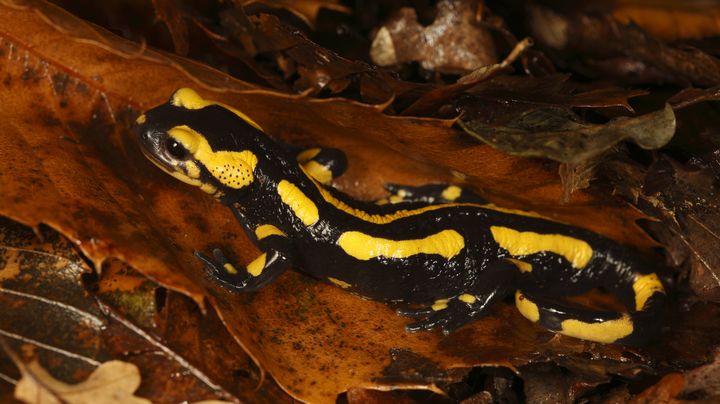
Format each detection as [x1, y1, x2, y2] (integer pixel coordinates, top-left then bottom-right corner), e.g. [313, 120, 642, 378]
[136, 100, 664, 343]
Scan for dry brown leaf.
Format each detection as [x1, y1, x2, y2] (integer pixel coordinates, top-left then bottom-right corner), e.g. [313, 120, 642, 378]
[613, 0, 720, 41]
[13, 360, 150, 404]
[0, 217, 288, 402]
[236, 0, 351, 28]
[370, 0, 497, 74]
[529, 4, 720, 87]
[0, 1, 673, 402]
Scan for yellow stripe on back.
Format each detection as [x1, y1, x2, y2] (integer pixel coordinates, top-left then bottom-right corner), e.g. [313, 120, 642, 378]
[560, 315, 633, 344]
[277, 180, 320, 226]
[490, 226, 593, 269]
[632, 273, 665, 311]
[171, 88, 263, 131]
[336, 230, 465, 261]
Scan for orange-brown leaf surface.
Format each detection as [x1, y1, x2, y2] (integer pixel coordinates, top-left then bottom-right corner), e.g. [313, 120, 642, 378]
[0, 0, 706, 402]
[0, 218, 289, 402]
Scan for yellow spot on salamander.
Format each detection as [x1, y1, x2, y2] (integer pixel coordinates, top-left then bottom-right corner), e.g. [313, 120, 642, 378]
[507, 258, 533, 273]
[458, 294, 476, 304]
[432, 299, 449, 311]
[171, 88, 263, 131]
[302, 161, 333, 184]
[223, 263, 238, 274]
[296, 148, 321, 163]
[441, 185, 462, 201]
[328, 277, 352, 289]
[255, 224, 287, 240]
[560, 314, 633, 344]
[246, 253, 267, 277]
[490, 226, 593, 269]
[515, 291, 540, 322]
[168, 125, 258, 189]
[278, 180, 320, 226]
[184, 161, 201, 179]
[135, 114, 146, 124]
[388, 195, 405, 204]
[632, 273, 665, 311]
[337, 230, 465, 261]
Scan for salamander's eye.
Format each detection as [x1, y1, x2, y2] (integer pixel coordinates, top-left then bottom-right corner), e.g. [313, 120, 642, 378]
[165, 138, 189, 160]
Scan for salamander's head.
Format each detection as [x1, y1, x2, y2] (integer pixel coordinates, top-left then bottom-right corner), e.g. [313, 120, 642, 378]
[134, 88, 264, 201]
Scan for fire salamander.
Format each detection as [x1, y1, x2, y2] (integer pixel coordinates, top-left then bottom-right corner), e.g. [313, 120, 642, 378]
[135, 88, 666, 345]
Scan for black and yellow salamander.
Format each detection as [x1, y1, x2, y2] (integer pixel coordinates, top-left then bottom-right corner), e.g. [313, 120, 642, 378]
[135, 88, 666, 345]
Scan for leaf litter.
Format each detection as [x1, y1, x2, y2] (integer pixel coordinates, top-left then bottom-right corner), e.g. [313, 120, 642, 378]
[0, 0, 719, 402]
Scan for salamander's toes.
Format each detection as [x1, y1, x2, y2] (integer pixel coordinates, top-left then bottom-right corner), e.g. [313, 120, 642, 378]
[396, 306, 434, 318]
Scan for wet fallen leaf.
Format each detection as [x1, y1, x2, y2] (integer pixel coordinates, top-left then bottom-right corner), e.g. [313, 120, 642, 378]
[612, 0, 720, 41]
[630, 373, 685, 404]
[641, 157, 720, 301]
[0, 0, 714, 402]
[459, 104, 676, 165]
[668, 86, 720, 110]
[370, 0, 497, 74]
[458, 75, 648, 122]
[529, 4, 720, 86]
[12, 358, 150, 404]
[152, 0, 189, 55]
[236, 0, 351, 28]
[0, 217, 288, 402]
[217, 12, 418, 102]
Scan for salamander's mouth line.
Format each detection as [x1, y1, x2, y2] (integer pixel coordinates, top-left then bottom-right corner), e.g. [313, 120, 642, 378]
[139, 146, 178, 177]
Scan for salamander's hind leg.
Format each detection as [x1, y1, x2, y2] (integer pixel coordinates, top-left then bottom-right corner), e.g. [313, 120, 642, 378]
[397, 260, 516, 334]
[296, 147, 348, 184]
[398, 294, 498, 334]
[380, 183, 486, 205]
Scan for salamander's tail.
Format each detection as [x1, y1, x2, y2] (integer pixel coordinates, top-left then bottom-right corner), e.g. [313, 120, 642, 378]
[515, 272, 666, 345]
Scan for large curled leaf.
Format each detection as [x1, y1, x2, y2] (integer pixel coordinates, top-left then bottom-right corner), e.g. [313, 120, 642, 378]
[459, 104, 676, 164]
[0, 0, 694, 402]
[0, 217, 286, 402]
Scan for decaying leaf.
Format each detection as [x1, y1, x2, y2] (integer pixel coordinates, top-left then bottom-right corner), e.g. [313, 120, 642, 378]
[529, 4, 720, 86]
[152, 0, 189, 55]
[458, 74, 648, 120]
[370, 0, 497, 74]
[459, 104, 676, 165]
[13, 359, 150, 404]
[641, 157, 720, 301]
[669, 85, 720, 109]
[2, 0, 719, 402]
[612, 1, 720, 41]
[399, 37, 532, 116]
[235, 0, 352, 28]
[0, 217, 287, 402]
[217, 12, 419, 102]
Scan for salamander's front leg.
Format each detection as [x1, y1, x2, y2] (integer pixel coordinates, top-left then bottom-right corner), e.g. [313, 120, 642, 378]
[296, 147, 348, 184]
[196, 237, 294, 292]
[380, 183, 487, 205]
